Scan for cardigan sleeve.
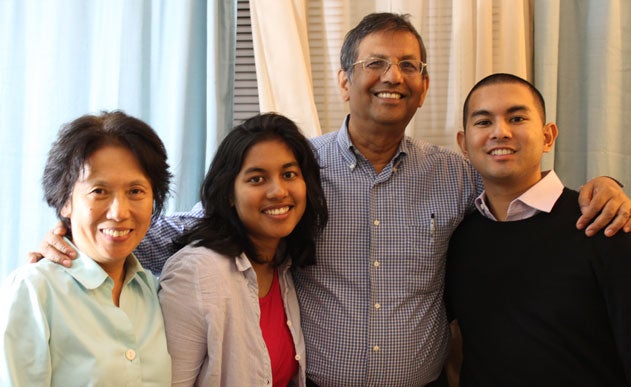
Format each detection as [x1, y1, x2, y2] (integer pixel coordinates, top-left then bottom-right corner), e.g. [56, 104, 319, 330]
[158, 250, 210, 387]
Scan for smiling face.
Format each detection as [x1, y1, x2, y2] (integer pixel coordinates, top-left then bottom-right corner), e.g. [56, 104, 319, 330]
[339, 30, 429, 134]
[458, 82, 558, 192]
[233, 139, 307, 256]
[61, 145, 154, 271]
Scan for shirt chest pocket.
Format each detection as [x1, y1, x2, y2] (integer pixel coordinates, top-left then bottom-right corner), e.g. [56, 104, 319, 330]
[397, 212, 454, 294]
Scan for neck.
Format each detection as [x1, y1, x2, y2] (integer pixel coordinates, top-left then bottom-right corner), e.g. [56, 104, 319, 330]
[100, 260, 127, 307]
[251, 238, 280, 264]
[249, 238, 281, 298]
[250, 260, 275, 298]
[483, 175, 542, 221]
[347, 121, 404, 174]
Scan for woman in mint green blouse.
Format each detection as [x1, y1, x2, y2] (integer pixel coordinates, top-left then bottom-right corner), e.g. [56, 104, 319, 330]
[0, 111, 172, 386]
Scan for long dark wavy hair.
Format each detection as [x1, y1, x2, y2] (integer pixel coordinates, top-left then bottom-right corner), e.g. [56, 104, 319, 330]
[179, 113, 328, 267]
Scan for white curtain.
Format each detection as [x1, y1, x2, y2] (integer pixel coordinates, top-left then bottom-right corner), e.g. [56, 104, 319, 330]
[0, 0, 235, 280]
[249, 0, 322, 137]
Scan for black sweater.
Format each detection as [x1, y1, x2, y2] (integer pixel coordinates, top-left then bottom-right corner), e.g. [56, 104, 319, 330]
[446, 188, 631, 386]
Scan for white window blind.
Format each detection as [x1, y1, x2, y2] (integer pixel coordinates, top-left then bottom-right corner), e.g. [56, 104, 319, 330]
[304, 1, 457, 148]
[306, 1, 349, 133]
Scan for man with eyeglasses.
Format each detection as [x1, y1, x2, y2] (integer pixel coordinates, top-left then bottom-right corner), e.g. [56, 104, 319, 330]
[292, 12, 630, 386]
[32, 12, 631, 387]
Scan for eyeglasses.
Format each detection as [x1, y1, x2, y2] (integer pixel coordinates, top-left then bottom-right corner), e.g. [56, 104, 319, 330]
[352, 57, 427, 77]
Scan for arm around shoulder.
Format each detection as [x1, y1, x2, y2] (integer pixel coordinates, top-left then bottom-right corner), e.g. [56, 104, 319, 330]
[577, 177, 631, 237]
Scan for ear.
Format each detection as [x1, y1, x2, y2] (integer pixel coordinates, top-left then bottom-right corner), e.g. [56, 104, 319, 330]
[456, 130, 469, 159]
[338, 69, 351, 102]
[417, 75, 430, 108]
[542, 123, 559, 153]
[61, 200, 72, 218]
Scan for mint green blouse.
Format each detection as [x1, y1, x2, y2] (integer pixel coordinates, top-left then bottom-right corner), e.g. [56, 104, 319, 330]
[0, 244, 171, 386]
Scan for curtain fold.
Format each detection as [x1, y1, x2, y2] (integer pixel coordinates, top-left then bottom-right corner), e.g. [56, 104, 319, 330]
[533, 0, 560, 170]
[0, 0, 234, 280]
[538, 0, 630, 193]
[249, 0, 322, 137]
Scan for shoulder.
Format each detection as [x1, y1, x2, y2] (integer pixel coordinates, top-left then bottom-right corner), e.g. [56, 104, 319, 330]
[309, 131, 338, 151]
[1, 261, 69, 310]
[451, 210, 486, 237]
[3, 260, 66, 290]
[402, 137, 481, 195]
[160, 245, 235, 284]
[405, 137, 470, 167]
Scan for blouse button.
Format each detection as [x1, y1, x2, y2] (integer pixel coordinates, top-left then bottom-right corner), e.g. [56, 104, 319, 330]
[295, 354, 301, 361]
[125, 349, 136, 361]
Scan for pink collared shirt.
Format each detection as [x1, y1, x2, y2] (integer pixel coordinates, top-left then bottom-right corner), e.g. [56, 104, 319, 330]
[474, 170, 564, 221]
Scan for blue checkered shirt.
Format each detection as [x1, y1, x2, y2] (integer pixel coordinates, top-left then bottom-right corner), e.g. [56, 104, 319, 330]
[134, 202, 204, 276]
[293, 119, 482, 386]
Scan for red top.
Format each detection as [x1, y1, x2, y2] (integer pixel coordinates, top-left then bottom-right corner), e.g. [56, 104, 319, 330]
[259, 269, 298, 386]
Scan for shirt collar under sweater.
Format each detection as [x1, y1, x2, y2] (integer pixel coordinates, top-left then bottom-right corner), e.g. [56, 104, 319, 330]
[474, 170, 564, 221]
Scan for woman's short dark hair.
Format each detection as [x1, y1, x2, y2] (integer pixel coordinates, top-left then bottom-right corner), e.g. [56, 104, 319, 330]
[341, 12, 428, 79]
[181, 112, 328, 267]
[43, 111, 172, 229]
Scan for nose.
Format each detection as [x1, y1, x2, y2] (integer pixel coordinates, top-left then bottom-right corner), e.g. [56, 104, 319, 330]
[382, 62, 404, 83]
[491, 121, 512, 140]
[107, 194, 130, 221]
[266, 178, 288, 199]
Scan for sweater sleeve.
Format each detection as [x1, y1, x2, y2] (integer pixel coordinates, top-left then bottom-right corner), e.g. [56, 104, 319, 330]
[591, 231, 631, 384]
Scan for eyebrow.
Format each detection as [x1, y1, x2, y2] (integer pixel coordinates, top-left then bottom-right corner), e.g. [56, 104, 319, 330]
[242, 161, 299, 174]
[79, 178, 150, 186]
[367, 53, 420, 61]
[470, 105, 530, 119]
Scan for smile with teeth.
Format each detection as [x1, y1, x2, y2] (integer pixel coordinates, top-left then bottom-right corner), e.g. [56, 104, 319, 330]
[489, 148, 515, 156]
[102, 228, 131, 237]
[376, 92, 402, 99]
[264, 206, 290, 216]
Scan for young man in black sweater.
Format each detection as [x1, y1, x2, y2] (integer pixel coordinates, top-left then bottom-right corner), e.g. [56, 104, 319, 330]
[446, 73, 631, 386]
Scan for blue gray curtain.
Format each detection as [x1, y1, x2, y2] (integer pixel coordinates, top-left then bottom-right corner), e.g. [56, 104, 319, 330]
[0, 0, 235, 280]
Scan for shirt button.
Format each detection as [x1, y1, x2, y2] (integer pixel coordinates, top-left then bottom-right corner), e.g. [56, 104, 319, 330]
[295, 354, 301, 361]
[373, 345, 380, 352]
[125, 349, 136, 361]
[373, 261, 380, 267]
[286, 320, 292, 327]
[374, 303, 381, 309]
[373, 219, 380, 226]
